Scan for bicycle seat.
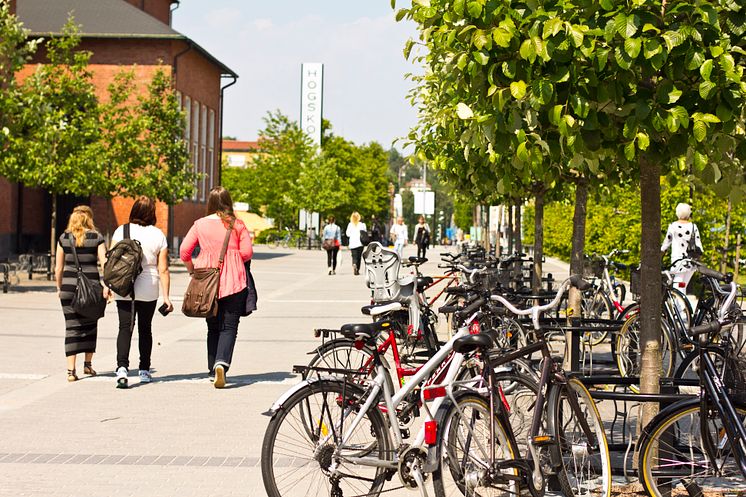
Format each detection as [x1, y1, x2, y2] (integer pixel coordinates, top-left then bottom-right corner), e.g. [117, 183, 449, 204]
[408, 256, 428, 265]
[340, 320, 393, 342]
[452, 333, 494, 354]
[361, 301, 403, 316]
[416, 276, 434, 292]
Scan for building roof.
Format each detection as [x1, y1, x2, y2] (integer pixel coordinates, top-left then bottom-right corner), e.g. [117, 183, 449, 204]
[16, 0, 237, 77]
[222, 140, 259, 152]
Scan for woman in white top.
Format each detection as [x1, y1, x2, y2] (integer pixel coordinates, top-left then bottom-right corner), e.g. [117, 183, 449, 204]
[391, 216, 408, 257]
[661, 202, 703, 290]
[346, 212, 367, 275]
[111, 197, 173, 387]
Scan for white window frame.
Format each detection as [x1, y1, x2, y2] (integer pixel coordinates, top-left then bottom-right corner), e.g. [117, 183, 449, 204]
[200, 104, 207, 202]
[192, 99, 200, 201]
[208, 108, 216, 190]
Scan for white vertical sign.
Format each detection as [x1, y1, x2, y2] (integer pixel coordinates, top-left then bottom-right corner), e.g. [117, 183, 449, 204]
[300, 63, 324, 147]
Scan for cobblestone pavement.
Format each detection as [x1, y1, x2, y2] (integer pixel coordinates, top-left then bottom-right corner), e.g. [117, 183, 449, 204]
[0, 245, 597, 497]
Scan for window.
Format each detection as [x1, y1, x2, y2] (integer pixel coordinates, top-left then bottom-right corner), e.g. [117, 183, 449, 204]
[192, 99, 200, 201]
[200, 104, 207, 201]
[184, 96, 191, 144]
[208, 109, 215, 190]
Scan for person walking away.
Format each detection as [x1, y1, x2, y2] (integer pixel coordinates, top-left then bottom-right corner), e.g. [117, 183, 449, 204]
[391, 216, 408, 257]
[111, 197, 173, 388]
[322, 216, 341, 275]
[180, 187, 253, 388]
[55, 206, 110, 382]
[346, 212, 367, 275]
[661, 202, 704, 291]
[414, 215, 431, 259]
[370, 215, 384, 244]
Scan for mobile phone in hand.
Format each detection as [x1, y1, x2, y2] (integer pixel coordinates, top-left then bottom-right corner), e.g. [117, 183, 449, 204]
[158, 303, 172, 316]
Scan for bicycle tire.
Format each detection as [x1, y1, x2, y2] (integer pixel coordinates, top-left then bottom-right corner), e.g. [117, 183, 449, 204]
[614, 313, 677, 391]
[637, 399, 746, 497]
[582, 291, 613, 346]
[261, 379, 392, 497]
[668, 287, 692, 330]
[673, 347, 726, 395]
[432, 392, 519, 497]
[305, 338, 395, 394]
[547, 377, 611, 497]
[268, 235, 280, 249]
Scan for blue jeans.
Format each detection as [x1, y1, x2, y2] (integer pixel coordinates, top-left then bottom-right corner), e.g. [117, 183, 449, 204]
[206, 289, 247, 373]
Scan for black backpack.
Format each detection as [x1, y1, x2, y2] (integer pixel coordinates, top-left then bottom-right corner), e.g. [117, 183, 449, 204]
[103, 224, 143, 297]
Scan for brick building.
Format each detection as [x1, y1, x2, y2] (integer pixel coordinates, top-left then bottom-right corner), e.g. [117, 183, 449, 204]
[0, 0, 238, 257]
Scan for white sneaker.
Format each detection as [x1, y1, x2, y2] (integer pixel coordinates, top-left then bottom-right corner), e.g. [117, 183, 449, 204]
[116, 367, 128, 389]
[213, 364, 226, 389]
[139, 370, 152, 383]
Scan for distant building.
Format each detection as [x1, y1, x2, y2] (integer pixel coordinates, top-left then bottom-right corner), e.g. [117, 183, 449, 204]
[222, 140, 259, 168]
[1, 0, 237, 257]
[403, 178, 431, 194]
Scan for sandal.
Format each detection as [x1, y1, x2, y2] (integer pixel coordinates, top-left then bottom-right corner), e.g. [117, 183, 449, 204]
[83, 362, 97, 376]
[67, 369, 78, 382]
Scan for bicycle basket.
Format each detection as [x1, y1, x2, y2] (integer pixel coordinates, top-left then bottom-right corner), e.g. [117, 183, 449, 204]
[630, 265, 641, 297]
[724, 348, 746, 403]
[582, 256, 604, 279]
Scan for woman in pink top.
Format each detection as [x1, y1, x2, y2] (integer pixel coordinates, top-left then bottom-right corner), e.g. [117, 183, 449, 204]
[180, 187, 253, 388]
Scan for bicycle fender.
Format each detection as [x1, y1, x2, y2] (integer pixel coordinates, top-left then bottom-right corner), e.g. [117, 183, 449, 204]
[268, 376, 353, 414]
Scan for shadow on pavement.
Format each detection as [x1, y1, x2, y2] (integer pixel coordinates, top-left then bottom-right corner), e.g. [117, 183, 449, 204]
[251, 252, 293, 261]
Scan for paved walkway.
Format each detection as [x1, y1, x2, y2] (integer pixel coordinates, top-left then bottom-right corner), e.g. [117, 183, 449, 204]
[0, 246, 577, 497]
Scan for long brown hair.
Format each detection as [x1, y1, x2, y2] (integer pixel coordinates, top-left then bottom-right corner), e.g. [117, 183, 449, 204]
[129, 196, 157, 226]
[206, 186, 235, 225]
[66, 205, 97, 247]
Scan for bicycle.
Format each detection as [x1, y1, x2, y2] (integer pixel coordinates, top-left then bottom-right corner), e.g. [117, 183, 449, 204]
[266, 227, 295, 249]
[637, 280, 746, 497]
[432, 275, 611, 497]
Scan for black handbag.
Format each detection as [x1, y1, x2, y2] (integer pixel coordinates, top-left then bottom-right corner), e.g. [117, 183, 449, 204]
[687, 224, 703, 259]
[68, 233, 107, 320]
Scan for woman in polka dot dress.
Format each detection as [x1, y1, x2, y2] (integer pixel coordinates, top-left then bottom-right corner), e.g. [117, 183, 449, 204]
[660, 202, 704, 290]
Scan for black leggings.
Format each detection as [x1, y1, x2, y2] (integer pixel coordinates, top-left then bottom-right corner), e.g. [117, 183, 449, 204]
[326, 247, 339, 269]
[417, 243, 428, 259]
[351, 247, 363, 269]
[116, 300, 157, 370]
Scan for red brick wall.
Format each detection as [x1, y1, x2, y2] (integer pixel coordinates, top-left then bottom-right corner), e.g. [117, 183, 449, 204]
[9, 0, 16, 14]
[91, 196, 169, 240]
[123, 0, 175, 26]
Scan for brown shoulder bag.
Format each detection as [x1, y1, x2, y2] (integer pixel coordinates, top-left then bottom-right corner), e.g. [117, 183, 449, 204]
[182, 220, 234, 318]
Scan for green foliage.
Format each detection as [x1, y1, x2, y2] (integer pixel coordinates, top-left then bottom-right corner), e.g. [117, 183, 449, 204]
[452, 196, 474, 231]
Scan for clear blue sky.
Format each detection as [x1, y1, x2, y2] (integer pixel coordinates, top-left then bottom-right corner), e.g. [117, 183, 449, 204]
[172, 0, 419, 148]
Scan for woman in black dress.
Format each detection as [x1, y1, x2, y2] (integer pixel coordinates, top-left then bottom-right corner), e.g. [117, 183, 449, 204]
[54, 206, 109, 381]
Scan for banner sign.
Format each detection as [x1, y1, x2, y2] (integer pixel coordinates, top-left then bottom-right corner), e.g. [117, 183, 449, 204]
[414, 191, 435, 215]
[300, 63, 324, 147]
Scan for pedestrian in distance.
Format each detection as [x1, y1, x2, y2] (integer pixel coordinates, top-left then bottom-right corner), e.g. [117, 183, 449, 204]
[111, 196, 173, 388]
[391, 216, 408, 258]
[179, 187, 253, 388]
[322, 216, 341, 275]
[54, 205, 110, 382]
[346, 212, 367, 275]
[414, 215, 431, 260]
[370, 214, 384, 244]
[661, 202, 704, 291]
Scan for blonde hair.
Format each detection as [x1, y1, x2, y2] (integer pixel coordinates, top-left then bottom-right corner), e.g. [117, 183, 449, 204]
[350, 212, 361, 224]
[66, 206, 97, 247]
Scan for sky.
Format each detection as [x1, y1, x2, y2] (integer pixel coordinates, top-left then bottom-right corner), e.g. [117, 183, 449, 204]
[172, 1, 419, 148]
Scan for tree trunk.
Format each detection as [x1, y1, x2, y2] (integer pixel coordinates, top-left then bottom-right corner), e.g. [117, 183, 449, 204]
[514, 201, 522, 254]
[564, 179, 589, 371]
[532, 190, 544, 294]
[50, 193, 57, 265]
[639, 156, 663, 432]
[507, 204, 514, 254]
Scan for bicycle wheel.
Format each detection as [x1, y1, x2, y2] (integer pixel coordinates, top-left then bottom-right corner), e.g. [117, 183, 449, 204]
[261, 380, 392, 497]
[305, 338, 395, 394]
[267, 234, 279, 249]
[673, 347, 726, 395]
[494, 371, 539, 455]
[638, 399, 746, 497]
[547, 377, 611, 497]
[582, 291, 612, 346]
[433, 392, 520, 497]
[668, 287, 692, 330]
[614, 313, 677, 391]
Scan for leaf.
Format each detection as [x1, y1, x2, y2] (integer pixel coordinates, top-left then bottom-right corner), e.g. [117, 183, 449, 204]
[497, 88, 509, 111]
[542, 18, 563, 40]
[662, 31, 684, 52]
[636, 132, 650, 150]
[457, 53, 468, 70]
[642, 23, 660, 33]
[671, 106, 689, 128]
[570, 94, 590, 118]
[466, 1, 482, 18]
[510, 80, 527, 100]
[519, 39, 536, 62]
[617, 14, 639, 39]
[599, 0, 614, 11]
[699, 80, 717, 100]
[700, 59, 713, 80]
[693, 120, 707, 142]
[456, 103, 474, 119]
[667, 86, 682, 104]
[487, 85, 498, 97]
[472, 29, 489, 49]
[453, 0, 465, 15]
[473, 51, 489, 65]
[413, 0, 430, 6]
[549, 105, 563, 126]
[685, 50, 705, 70]
[492, 27, 512, 48]
[698, 113, 720, 123]
[395, 9, 408, 22]
[568, 25, 585, 47]
[624, 37, 641, 59]
[403, 39, 414, 60]
[516, 142, 529, 163]
[624, 141, 636, 160]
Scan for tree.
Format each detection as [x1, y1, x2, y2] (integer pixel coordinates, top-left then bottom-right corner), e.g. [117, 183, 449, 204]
[399, 0, 746, 429]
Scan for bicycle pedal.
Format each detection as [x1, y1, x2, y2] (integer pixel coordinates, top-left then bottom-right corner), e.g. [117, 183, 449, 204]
[531, 435, 556, 447]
